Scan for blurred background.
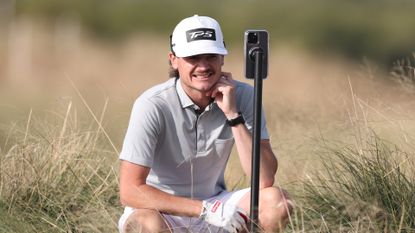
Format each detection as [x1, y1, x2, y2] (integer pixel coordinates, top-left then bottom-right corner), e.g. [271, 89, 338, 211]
[1, 0, 415, 232]
[1, 0, 415, 140]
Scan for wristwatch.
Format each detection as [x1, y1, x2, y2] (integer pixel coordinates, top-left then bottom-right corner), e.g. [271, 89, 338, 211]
[226, 112, 245, 127]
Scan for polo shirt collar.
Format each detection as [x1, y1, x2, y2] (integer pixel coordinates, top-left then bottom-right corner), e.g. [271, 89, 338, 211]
[176, 79, 197, 109]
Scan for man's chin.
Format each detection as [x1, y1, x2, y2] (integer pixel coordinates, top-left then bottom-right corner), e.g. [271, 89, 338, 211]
[191, 81, 213, 90]
[192, 85, 213, 94]
[198, 87, 213, 93]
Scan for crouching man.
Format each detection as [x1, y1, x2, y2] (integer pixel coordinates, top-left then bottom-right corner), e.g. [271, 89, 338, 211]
[118, 15, 293, 233]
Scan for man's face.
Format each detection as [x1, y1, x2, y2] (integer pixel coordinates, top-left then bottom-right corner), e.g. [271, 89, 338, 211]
[169, 53, 224, 94]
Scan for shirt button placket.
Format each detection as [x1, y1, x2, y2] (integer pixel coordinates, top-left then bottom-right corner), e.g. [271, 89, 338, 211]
[197, 115, 205, 152]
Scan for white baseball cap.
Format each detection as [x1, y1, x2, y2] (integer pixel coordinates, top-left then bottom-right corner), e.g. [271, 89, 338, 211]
[170, 15, 228, 57]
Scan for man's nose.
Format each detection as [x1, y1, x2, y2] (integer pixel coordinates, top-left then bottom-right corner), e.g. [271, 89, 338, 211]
[195, 57, 209, 67]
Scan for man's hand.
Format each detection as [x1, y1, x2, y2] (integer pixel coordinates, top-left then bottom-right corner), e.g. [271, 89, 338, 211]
[200, 199, 248, 233]
[208, 72, 239, 119]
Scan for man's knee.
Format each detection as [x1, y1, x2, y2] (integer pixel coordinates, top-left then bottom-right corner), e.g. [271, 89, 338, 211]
[259, 187, 293, 230]
[262, 187, 293, 213]
[123, 209, 170, 233]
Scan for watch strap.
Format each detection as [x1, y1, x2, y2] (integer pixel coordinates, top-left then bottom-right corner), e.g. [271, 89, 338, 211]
[226, 112, 245, 127]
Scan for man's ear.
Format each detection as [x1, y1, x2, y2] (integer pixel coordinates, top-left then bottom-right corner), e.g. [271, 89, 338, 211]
[168, 52, 179, 69]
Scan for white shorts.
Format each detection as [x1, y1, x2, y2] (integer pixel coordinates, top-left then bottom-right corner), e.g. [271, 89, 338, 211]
[118, 188, 250, 233]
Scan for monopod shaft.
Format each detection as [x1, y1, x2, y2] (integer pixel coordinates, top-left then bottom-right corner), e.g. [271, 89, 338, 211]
[250, 48, 264, 232]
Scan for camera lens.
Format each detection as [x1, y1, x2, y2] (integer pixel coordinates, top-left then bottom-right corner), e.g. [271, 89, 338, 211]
[248, 33, 258, 44]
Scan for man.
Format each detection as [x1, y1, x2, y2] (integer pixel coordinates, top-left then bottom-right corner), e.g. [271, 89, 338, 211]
[118, 15, 292, 233]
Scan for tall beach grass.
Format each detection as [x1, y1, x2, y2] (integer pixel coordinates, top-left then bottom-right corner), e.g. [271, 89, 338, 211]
[1, 19, 415, 231]
[0, 101, 120, 232]
[287, 60, 415, 232]
[290, 134, 415, 232]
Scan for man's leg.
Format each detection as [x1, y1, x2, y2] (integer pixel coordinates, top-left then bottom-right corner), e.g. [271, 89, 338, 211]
[238, 187, 293, 233]
[122, 209, 172, 233]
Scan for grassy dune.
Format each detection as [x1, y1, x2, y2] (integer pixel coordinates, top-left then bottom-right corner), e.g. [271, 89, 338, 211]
[1, 22, 415, 232]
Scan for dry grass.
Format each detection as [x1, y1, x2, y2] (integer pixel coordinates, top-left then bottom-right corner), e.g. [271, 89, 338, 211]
[0, 98, 120, 232]
[1, 20, 415, 232]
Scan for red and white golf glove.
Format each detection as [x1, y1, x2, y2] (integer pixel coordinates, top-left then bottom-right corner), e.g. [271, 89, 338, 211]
[199, 199, 248, 233]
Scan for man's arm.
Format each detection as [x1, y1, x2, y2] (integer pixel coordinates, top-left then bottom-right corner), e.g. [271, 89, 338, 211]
[230, 125, 277, 188]
[119, 160, 202, 216]
[209, 73, 277, 188]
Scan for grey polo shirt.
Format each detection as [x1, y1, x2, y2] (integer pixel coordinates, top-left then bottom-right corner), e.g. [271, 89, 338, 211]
[120, 78, 269, 200]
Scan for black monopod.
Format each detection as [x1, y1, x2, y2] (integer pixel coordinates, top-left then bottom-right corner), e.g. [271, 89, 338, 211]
[243, 30, 269, 232]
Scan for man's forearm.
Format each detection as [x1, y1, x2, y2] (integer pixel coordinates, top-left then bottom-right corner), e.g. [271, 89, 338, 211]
[231, 123, 278, 188]
[119, 161, 203, 217]
[120, 183, 202, 217]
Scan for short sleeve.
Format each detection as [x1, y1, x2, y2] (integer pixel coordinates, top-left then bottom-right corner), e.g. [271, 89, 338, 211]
[119, 97, 162, 167]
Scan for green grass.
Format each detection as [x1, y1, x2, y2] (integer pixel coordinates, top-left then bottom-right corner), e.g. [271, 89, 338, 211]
[8, 0, 415, 65]
[0, 200, 36, 233]
[291, 134, 415, 232]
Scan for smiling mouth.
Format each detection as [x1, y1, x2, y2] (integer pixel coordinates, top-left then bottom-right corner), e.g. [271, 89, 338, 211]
[192, 71, 213, 79]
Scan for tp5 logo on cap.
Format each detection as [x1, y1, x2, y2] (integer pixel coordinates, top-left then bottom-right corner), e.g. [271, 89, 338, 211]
[186, 28, 216, 42]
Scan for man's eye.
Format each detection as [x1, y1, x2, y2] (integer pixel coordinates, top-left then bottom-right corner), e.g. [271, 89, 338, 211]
[207, 55, 218, 60]
[187, 56, 198, 61]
